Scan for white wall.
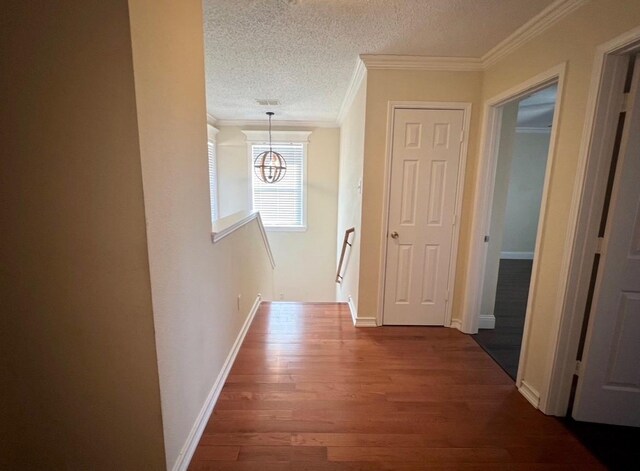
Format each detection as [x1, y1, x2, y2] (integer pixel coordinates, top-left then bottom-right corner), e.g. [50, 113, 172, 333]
[216, 126, 340, 302]
[501, 131, 551, 256]
[128, 1, 273, 468]
[335, 78, 367, 311]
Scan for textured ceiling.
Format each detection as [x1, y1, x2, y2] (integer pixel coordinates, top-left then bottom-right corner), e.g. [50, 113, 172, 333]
[203, 0, 555, 122]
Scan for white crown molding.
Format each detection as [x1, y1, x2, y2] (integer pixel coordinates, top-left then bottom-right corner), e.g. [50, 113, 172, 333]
[206, 123, 219, 140]
[241, 129, 312, 143]
[337, 58, 367, 125]
[360, 54, 483, 71]
[206, 113, 218, 125]
[482, 0, 588, 68]
[216, 119, 338, 128]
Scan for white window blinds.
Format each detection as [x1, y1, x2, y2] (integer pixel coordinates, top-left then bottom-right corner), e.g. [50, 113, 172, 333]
[208, 140, 219, 222]
[251, 143, 305, 228]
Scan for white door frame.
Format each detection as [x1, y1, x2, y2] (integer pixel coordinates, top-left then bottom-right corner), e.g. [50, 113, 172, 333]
[376, 101, 472, 327]
[460, 63, 566, 395]
[543, 26, 640, 416]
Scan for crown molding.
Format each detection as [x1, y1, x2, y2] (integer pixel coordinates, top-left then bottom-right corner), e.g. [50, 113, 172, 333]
[206, 113, 218, 125]
[207, 124, 219, 140]
[360, 54, 483, 71]
[241, 130, 312, 143]
[482, 0, 588, 68]
[216, 119, 338, 128]
[337, 58, 367, 125]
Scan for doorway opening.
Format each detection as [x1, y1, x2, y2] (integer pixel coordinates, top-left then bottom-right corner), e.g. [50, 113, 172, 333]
[473, 84, 558, 379]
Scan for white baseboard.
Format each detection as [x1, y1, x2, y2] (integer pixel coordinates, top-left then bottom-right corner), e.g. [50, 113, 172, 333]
[347, 296, 378, 327]
[172, 294, 262, 471]
[479, 314, 496, 329]
[519, 380, 541, 409]
[501, 251, 534, 260]
[449, 319, 463, 331]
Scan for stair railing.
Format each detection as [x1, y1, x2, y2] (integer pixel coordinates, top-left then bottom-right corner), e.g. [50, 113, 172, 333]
[336, 227, 355, 284]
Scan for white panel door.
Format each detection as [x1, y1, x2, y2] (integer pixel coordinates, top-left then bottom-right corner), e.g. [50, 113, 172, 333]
[572, 57, 640, 426]
[383, 108, 464, 325]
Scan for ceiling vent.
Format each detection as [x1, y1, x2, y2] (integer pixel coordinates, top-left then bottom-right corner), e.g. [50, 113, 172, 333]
[256, 99, 280, 106]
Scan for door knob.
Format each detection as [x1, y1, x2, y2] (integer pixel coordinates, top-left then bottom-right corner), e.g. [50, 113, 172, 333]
[390, 231, 399, 239]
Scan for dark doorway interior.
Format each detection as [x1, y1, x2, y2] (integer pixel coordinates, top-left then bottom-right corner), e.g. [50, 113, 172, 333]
[473, 258, 532, 379]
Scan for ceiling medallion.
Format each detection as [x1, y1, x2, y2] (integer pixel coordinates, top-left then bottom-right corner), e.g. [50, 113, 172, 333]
[254, 112, 287, 184]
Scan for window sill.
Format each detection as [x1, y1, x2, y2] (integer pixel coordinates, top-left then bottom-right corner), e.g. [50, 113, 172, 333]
[264, 225, 307, 232]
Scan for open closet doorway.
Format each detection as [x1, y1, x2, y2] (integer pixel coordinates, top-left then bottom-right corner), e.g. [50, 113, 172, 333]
[474, 84, 558, 379]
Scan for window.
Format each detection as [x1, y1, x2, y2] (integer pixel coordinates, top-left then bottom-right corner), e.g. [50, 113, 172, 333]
[250, 142, 306, 229]
[207, 139, 219, 222]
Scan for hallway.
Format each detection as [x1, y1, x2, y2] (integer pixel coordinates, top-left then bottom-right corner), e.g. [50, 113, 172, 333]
[188, 302, 602, 470]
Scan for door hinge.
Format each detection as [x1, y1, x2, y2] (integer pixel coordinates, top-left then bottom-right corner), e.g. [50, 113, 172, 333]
[595, 236, 604, 254]
[621, 92, 630, 112]
[445, 290, 449, 302]
[460, 130, 464, 143]
[574, 360, 582, 376]
[484, 235, 490, 243]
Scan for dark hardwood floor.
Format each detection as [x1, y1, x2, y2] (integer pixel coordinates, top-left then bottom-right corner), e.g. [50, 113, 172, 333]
[473, 259, 533, 379]
[188, 301, 603, 470]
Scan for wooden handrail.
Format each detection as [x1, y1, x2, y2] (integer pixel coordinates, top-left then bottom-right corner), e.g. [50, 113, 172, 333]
[336, 227, 355, 284]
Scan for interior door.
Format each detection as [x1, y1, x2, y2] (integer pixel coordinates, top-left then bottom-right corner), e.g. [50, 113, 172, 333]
[572, 55, 640, 426]
[383, 108, 464, 325]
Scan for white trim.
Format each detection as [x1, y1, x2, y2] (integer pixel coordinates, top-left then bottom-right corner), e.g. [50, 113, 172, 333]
[337, 58, 367, 125]
[360, 54, 483, 71]
[354, 317, 378, 328]
[376, 101, 472, 327]
[219, 119, 338, 129]
[519, 380, 541, 409]
[173, 295, 262, 471]
[500, 251, 534, 260]
[543, 26, 640, 416]
[206, 113, 217, 126]
[461, 63, 566, 337]
[207, 124, 219, 140]
[347, 295, 378, 327]
[450, 319, 463, 331]
[516, 127, 552, 134]
[211, 210, 275, 268]
[241, 130, 312, 143]
[481, 0, 588, 68]
[479, 315, 496, 330]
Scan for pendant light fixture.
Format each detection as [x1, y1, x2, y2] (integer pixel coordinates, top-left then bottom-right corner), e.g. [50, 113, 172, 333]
[254, 112, 286, 184]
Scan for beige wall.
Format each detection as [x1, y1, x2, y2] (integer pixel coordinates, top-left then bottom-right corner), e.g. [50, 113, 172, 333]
[216, 126, 340, 302]
[128, 1, 274, 468]
[481, 0, 640, 397]
[336, 79, 367, 309]
[358, 69, 483, 323]
[0, 1, 165, 469]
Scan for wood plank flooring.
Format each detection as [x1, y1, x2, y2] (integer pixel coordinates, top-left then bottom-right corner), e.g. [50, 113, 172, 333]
[188, 302, 604, 470]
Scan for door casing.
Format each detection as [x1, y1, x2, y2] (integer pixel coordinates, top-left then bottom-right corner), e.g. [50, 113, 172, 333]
[460, 64, 566, 407]
[376, 101, 472, 327]
[545, 26, 640, 416]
